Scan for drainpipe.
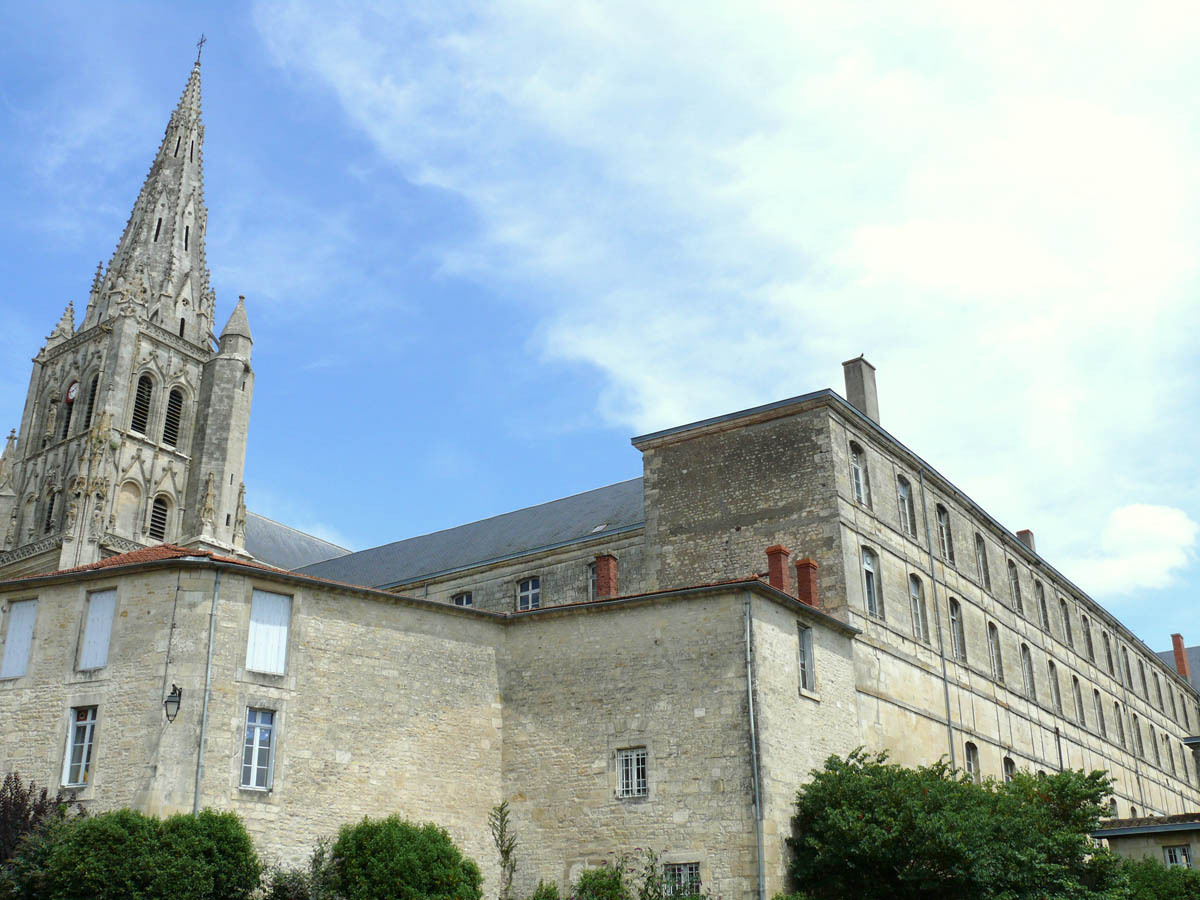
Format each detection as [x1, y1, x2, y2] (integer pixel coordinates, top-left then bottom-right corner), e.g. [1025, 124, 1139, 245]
[744, 591, 766, 900]
[193, 567, 221, 815]
[918, 472, 956, 768]
[1054, 726, 1064, 771]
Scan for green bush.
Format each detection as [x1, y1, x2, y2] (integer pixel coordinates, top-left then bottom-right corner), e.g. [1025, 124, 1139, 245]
[264, 837, 336, 900]
[573, 862, 631, 900]
[527, 879, 561, 900]
[1120, 855, 1200, 899]
[328, 815, 482, 900]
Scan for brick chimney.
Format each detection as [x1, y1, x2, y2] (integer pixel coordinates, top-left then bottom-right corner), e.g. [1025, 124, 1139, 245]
[766, 545, 791, 593]
[795, 558, 819, 608]
[1016, 529, 1036, 552]
[842, 356, 880, 424]
[595, 553, 618, 599]
[1173, 634, 1191, 680]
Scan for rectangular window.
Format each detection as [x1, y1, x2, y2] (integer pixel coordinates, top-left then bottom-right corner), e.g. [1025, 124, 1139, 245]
[588, 562, 597, 602]
[797, 624, 815, 692]
[62, 706, 97, 787]
[452, 592, 473, 607]
[1164, 846, 1192, 868]
[245, 590, 291, 675]
[616, 747, 647, 798]
[78, 589, 116, 670]
[241, 708, 275, 790]
[0, 600, 37, 678]
[664, 863, 701, 897]
[517, 577, 540, 611]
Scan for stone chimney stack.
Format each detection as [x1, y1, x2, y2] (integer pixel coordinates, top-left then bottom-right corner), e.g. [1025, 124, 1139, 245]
[1172, 634, 1192, 680]
[1016, 530, 1036, 552]
[842, 356, 879, 424]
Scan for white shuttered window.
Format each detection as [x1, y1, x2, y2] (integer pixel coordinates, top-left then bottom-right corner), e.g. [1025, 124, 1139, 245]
[78, 590, 116, 670]
[246, 590, 291, 674]
[1, 600, 38, 679]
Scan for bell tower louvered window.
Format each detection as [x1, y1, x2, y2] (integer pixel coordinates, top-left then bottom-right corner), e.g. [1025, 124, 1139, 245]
[42, 494, 56, 534]
[162, 389, 184, 447]
[130, 375, 153, 434]
[148, 497, 169, 541]
[83, 375, 99, 428]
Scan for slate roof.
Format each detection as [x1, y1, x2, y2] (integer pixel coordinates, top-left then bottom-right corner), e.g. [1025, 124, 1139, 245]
[297, 478, 645, 588]
[1155, 645, 1200, 692]
[244, 512, 351, 571]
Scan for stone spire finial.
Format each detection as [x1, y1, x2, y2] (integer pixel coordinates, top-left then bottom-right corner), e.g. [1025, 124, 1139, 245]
[220, 296, 253, 342]
[45, 301, 76, 349]
[90, 261, 104, 294]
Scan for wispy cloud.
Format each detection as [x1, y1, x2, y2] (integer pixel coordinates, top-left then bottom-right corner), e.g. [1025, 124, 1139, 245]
[1064, 505, 1199, 598]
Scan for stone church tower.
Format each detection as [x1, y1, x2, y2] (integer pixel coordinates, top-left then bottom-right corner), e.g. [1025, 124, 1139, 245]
[0, 58, 254, 577]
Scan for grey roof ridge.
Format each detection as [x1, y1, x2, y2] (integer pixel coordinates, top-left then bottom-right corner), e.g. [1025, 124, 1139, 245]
[376, 521, 644, 590]
[246, 510, 351, 553]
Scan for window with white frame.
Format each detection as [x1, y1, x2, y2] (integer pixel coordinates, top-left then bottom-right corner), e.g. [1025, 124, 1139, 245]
[909, 575, 929, 643]
[62, 706, 97, 787]
[987, 622, 1004, 682]
[452, 592, 473, 607]
[616, 747, 647, 798]
[974, 534, 991, 591]
[949, 598, 967, 662]
[241, 708, 275, 790]
[78, 589, 116, 670]
[517, 577, 540, 611]
[896, 476, 917, 536]
[1164, 846, 1192, 869]
[797, 624, 815, 692]
[964, 741, 981, 784]
[0, 599, 38, 679]
[1048, 661, 1063, 714]
[849, 442, 870, 506]
[664, 862, 701, 897]
[1008, 561, 1023, 615]
[861, 548, 882, 618]
[1003, 757, 1016, 782]
[936, 505, 955, 563]
[1020, 644, 1036, 700]
[245, 590, 291, 675]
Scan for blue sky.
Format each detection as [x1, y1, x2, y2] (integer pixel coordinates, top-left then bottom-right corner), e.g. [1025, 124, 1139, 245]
[1, 2, 1197, 653]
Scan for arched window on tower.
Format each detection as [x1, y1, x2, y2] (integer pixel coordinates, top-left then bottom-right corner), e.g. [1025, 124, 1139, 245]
[83, 375, 99, 429]
[162, 389, 184, 447]
[148, 496, 169, 542]
[58, 392, 74, 440]
[42, 492, 57, 534]
[130, 375, 153, 435]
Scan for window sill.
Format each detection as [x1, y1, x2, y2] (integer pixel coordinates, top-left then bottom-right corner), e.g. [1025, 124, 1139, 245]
[799, 687, 820, 703]
[615, 794, 650, 803]
[238, 786, 274, 800]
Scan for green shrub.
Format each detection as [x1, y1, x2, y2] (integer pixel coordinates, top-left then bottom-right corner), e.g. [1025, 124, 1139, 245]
[573, 862, 631, 900]
[264, 837, 336, 900]
[527, 879, 560, 900]
[0, 774, 81, 865]
[153, 810, 262, 900]
[328, 815, 482, 900]
[1120, 855, 1200, 899]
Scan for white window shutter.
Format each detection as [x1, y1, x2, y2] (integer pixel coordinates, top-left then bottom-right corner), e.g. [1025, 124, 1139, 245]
[0, 600, 38, 678]
[78, 590, 116, 670]
[246, 590, 291, 674]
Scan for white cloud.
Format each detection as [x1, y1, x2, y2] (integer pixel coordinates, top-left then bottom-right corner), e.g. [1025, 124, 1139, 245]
[1063, 505, 1198, 598]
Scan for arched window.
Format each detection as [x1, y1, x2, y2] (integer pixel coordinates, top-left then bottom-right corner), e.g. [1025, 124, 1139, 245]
[964, 742, 981, 784]
[974, 533, 991, 591]
[1149, 725, 1160, 766]
[1166, 736, 1176, 775]
[1093, 690, 1106, 738]
[83, 375, 99, 428]
[908, 575, 929, 643]
[148, 496, 169, 541]
[1122, 646, 1134, 687]
[1020, 644, 1036, 699]
[1048, 661, 1063, 714]
[949, 598, 967, 662]
[130, 374, 153, 434]
[1003, 757, 1016, 783]
[861, 548, 882, 618]
[1005, 561, 1021, 614]
[1109, 799, 1118, 817]
[1058, 599, 1074, 648]
[1035, 581, 1051, 632]
[1080, 615, 1094, 661]
[59, 390, 74, 439]
[1114, 702, 1125, 748]
[1138, 659, 1149, 698]
[987, 622, 1004, 682]
[1102, 632, 1115, 675]
[849, 442, 870, 506]
[1153, 672, 1164, 711]
[1169, 687, 1178, 721]
[162, 388, 184, 447]
[42, 492, 57, 534]
[936, 505, 954, 562]
[1131, 713, 1144, 758]
[896, 476, 917, 536]
[1130, 806, 1138, 818]
[1072, 676, 1086, 726]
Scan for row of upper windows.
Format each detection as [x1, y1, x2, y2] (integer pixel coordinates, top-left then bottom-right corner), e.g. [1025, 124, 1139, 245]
[128, 375, 186, 447]
[850, 441, 1192, 731]
[449, 562, 605, 611]
[40, 376, 100, 448]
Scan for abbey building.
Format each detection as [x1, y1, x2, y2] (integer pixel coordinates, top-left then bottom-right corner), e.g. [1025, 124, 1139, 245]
[1, 59, 1197, 900]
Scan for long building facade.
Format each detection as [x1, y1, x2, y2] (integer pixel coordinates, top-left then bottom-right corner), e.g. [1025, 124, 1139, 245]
[1, 57, 1198, 900]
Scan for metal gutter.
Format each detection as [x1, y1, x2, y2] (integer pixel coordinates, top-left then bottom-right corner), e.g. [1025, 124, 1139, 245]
[193, 568, 220, 816]
[918, 470, 957, 767]
[744, 590, 766, 900]
[1093, 822, 1200, 838]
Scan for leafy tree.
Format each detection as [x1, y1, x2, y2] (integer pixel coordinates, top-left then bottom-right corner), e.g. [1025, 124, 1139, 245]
[785, 749, 1128, 900]
[1119, 855, 1200, 899]
[328, 816, 482, 900]
[0, 773, 80, 864]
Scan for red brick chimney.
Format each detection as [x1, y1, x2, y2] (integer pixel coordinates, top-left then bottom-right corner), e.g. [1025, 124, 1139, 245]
[1016, 529, 1036, 552]
[766, 545, 791, 594]
[595, 554, 618, 599]
[795, 558, 819, 608]
[1172, 634, 1191, 679]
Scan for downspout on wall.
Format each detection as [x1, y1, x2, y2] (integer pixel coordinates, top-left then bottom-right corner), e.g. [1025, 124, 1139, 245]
[744, 591, 766, 900]
[918, 472, 957, 768]
[193, 566, 221, 816]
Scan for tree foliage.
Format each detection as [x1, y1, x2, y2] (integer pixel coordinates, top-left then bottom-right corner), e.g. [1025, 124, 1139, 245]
[327, 816, 482, 900]
[0, 774, 80, 865]
[785, 749, 1127, 900]
[1118, 855, 1200, 899]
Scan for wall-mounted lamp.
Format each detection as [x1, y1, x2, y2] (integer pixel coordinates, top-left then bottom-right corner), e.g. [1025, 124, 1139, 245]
[164, 684, 183, 723]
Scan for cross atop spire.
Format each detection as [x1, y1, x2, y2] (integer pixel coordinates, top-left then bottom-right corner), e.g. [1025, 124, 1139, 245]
[196, 34, 207, 65]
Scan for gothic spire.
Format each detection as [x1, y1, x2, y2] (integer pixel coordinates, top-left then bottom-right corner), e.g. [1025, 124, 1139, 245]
[89, 56, 213, 340]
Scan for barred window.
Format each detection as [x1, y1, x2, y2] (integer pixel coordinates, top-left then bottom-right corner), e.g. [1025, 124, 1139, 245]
[616, 747, 647, 798]
[241, 708, 275, 789]
[130, 374, 153, 434]
[162, 388, 184, 447]
[517, 577, 540, 611]
[664, 863, 701, 897]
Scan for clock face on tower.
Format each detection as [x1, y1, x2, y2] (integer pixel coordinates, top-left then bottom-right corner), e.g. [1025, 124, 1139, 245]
[65, 381, 79, 404]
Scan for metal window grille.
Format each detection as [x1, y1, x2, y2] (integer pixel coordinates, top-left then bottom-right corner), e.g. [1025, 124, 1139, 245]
[64, 706, 97, 786]
[162, 389, 184, 447]
[797, 624, 815, 691]
[148, 497, 169, 541]
[517, 577, 540, 611]
[664, 863, 700, 897]
[617, 747, 647, 798]
[0, 600, 38, 679]
[130, 375, 153, 434]
[242, 708, 275, 789]
[452, 592, 473, 607]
